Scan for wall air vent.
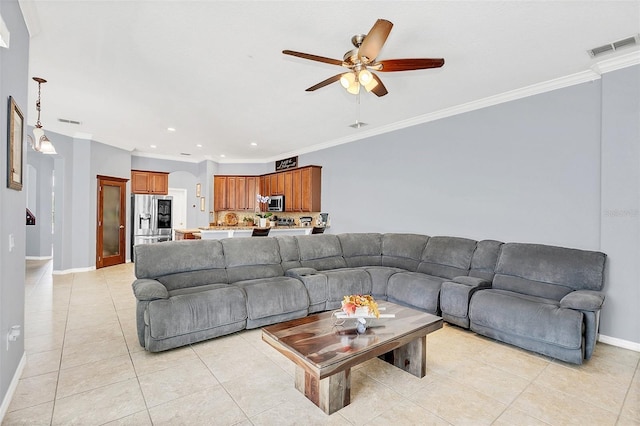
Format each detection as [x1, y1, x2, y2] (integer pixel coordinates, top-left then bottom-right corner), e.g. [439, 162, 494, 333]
[588, 34, 640, 58]
[180, 152, 191, 156]
[58, 118, 82, 125]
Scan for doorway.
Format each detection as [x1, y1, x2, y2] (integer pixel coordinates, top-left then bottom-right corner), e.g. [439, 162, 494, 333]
[96, 175, 128, 268]
[169, 187, 188, 239]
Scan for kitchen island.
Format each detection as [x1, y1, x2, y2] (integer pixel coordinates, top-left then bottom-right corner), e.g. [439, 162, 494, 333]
[192, 226, 321, 239]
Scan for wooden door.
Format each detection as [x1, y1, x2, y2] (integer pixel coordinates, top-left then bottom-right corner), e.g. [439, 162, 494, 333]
[131, 171, 149, 193]
[96, 176, 128, 268]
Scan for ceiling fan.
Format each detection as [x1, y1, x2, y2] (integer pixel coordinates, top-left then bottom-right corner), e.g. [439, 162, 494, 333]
[283, 19, 444, 97]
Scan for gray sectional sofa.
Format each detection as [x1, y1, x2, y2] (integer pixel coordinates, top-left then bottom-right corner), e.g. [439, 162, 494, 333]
[132, 233, 606, 364]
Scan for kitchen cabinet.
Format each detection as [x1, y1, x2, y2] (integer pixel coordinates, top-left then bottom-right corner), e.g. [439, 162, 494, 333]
[214, 175, 258, 211]
[215, 165, 321, 212]
[131, 170, 169, 194]
[289, 166, 321, 212]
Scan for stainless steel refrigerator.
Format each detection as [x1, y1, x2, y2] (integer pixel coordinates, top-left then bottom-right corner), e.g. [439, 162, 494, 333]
[131, 194, 173, 261]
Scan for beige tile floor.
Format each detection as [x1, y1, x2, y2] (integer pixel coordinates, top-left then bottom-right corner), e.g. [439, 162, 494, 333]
[2, 259, 639, 425]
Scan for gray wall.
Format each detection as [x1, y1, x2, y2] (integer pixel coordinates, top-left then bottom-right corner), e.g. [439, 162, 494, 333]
[600, 66, 640, 344]
[0, 0, 28, 412]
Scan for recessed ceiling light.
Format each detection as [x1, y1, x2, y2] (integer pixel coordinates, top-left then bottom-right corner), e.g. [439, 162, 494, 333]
[150, 144, 157, 148]
[167, 127, 176, 132]
[220, 154, 226, 158]
[196, 144, 203, 148]
[250, 142, 258, 146]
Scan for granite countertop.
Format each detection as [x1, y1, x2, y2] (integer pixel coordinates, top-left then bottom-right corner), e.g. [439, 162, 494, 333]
[197, 225, 316, 231]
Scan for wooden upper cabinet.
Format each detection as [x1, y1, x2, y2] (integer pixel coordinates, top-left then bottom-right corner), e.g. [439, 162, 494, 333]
[214, 166, 321, 212]
[247, 177, 257, 211]
[131, 170, 169, 195]
[214, 176, 229, 211]
[213, 175, 259, 211]
[260, 175, 271, 197]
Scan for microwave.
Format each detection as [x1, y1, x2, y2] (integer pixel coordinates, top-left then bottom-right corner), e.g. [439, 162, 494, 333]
[268, 195, 284, 212]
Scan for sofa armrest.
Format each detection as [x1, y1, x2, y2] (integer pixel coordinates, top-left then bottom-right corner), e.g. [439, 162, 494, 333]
[560, 290, 605, 312]
[285, 267, 319, 279]
[452, 276, 491, 287]
[132, 279, 169, 301]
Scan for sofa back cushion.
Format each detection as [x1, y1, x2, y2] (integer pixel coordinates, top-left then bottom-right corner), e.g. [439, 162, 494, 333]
[381, 233, 429, 271]
[338, 233, 382, 267]
[134, 240, 225, 280]
[296, 234, 347, 270]
[275, 236, 302, 270]
[468, 240, 503, 281]
[417, 236, 477, 279]
[493, 243, 606, 300]
[222, 237, 284, 282]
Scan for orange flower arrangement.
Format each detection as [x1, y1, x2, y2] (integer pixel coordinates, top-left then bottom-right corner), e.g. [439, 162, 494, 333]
[341, 294, 380, 318]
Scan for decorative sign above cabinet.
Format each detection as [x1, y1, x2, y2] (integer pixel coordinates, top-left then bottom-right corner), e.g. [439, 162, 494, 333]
[275, 156, 298, 171]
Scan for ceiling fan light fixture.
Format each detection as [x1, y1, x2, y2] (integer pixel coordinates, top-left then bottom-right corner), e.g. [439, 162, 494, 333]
[358, 69, 373, 85]
[363, 78, 378, 92]
[340, 72, 355, 89]
[346, 81, 360, 95]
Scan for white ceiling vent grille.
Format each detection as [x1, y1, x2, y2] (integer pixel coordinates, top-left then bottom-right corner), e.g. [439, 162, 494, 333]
[588, 34, 640, 58]
[58, 118, 82, 125]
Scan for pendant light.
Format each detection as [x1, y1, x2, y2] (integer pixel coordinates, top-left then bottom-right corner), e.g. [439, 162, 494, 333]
[28, 77, 56, 154]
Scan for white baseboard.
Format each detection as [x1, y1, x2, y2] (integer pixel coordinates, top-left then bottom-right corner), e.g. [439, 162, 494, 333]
[52, 265, 95, 275]
[25, 256, 52, 260]
[598, 334, 640, 352]
[0, 352, 26, 423]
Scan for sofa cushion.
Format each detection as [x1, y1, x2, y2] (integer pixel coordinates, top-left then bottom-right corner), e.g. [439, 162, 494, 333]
[469, 289, 583, 350]
[157, 269, 229, 291]
[494, 243, 606, 299]
[338, 233, 382, 267]
[381, 233, 429, 271]
[296, 234, 348, 270]
[276, 235, 302, 270]
[134, 240, 224, 279]
[386, 271, 445, 314]
[469, 240, 503, 281]
[146, 285, 247, 340]
[323, 269, 373, 309]
[362, 266, 405, 299]
[417, 236, 477, 279]
[233, 276, 309, 320]
[222, 238, 284, 282]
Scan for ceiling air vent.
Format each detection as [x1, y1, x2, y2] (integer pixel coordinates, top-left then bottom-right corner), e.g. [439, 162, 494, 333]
[58, 118, 82, 125]
[588, 34, 640, 58]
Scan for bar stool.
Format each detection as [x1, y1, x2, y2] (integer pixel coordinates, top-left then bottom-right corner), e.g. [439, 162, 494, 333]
[251, 228, 271, 237]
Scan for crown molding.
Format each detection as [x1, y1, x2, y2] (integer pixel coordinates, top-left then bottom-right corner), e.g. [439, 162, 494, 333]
[592, 50, 640, 74]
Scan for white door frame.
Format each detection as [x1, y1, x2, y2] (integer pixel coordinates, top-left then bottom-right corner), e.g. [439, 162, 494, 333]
[168, 187, 188, 240]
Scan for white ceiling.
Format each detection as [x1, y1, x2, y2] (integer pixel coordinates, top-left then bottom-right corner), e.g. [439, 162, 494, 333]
[20, 1, 640, 163]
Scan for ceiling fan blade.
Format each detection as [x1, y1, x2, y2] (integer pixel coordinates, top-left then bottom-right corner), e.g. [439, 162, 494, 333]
[283, 50, 344, 66]
[370, 73, 388, 97]
[305, 74, 343, 92]
[376, 58, 445, 72]
[358, 19, 393, 64]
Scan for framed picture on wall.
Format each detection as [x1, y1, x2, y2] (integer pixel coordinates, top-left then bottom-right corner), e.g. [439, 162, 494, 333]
[7, 96, 24, 191]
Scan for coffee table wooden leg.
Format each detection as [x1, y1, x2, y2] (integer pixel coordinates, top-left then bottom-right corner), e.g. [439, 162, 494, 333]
[295, 366, 351, 414]
[388, 335, 427, 378]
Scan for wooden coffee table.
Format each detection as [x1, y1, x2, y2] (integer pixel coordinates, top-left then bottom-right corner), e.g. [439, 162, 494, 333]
[262, 301, 443, 414]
